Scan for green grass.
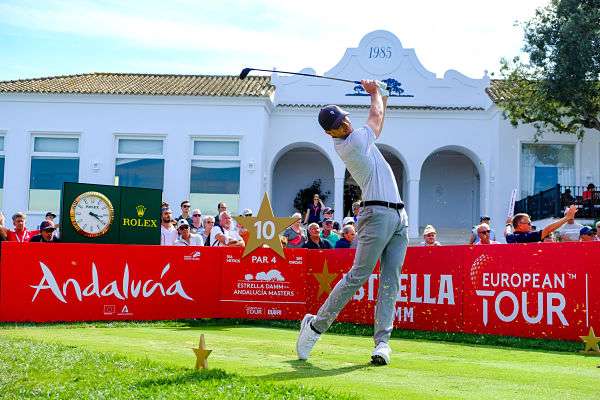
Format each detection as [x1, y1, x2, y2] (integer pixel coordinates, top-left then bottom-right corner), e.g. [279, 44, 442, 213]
[0, 336, 350, 400]
[1, 320, 599, 399]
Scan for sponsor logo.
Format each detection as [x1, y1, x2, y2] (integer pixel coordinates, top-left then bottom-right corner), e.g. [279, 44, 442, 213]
[235, 269, 295, 297]
[136, 205, 147, 217]
[245, 306, 263, 315]
[122, 218, 158, 228]
[118, 305, 133, 316]
[268, 309, 282, 316]
[184, 251, 201, 261]
[103, 304, 115, 315]
[30, 262, 194, 303]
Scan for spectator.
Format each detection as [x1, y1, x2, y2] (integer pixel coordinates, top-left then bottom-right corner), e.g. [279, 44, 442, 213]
[469, 216, 496, 244]
[335, 224, 356, 248]
[302, 223, 332, 249]
[30, 221, 60, 242]
[160, 208, 178, 246]
[320, 207, 341, 232]
[304, 194, 324, 225]
[190, 208, 203, 234]
[506, 205, 577, 243]
[557, 209, 584, 242]
[209, 211, 244, 247]
[560, 188, 575, 207]
[352, 201, 361, 222]
[421, 225, 441, 246]
[579, 226, 595, 242]
[241, 208, 253, 217]
[583, 183, 596, 201]
[283, 212, 307, 248]
[174, 219, 204, 246]
[342, 216, 355, 226]
[214, 202, 228, 226]
[201, 215, 215, 244]
[176, 200, 193, 225]
[3, 212, 40, 242]
[41, 211, 59, 239]
[0, 213, 6, 241]
[320, 218, 340, 247]
[474, 223, 499, 245]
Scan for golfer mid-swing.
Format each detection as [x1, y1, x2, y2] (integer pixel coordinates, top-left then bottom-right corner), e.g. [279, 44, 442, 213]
[296, 80, 409, 365]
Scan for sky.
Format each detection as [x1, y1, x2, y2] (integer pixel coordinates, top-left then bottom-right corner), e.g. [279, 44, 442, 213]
[0, 0, 549, 82]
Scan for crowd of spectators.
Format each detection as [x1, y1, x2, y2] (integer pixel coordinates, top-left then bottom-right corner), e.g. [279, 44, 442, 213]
[2, 191, 599, 248]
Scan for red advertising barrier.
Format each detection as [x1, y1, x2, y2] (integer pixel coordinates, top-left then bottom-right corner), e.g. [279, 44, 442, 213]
[1, 241, 598, 341]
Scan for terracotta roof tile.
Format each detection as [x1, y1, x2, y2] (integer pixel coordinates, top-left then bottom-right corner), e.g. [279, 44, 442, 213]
[0, 72, 274, 97]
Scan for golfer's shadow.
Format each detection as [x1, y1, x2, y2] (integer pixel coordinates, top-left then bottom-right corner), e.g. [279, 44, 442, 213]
[258, 359, 370, 381]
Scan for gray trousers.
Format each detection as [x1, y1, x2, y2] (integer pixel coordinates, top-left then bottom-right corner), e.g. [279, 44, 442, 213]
[312, 205, 409, 345]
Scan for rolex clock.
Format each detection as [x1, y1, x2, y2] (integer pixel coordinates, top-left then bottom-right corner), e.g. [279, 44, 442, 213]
[69, 191, 115, 238]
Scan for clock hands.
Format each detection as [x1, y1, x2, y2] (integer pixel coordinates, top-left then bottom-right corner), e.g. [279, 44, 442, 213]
[89, 211, 104, 223]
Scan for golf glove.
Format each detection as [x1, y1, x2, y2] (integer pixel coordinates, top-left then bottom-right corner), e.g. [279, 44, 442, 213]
[376, 81, 389, 97]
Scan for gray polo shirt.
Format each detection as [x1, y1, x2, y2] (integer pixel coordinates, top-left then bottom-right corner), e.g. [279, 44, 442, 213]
[334, 125, 401, 203]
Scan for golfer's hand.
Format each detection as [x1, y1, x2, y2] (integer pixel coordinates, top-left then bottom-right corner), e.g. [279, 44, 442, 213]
[361, 80, 380, 95]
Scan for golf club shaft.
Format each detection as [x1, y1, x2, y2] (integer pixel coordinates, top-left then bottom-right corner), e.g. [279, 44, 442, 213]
[242, 68, 360, 85]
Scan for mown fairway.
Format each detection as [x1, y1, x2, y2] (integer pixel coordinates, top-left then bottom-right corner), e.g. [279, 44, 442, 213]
[1, 321, 598, 399]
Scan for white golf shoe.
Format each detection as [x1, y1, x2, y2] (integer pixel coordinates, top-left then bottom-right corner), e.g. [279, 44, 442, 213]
[296, 314, 320, 360]
[371, 342, 391, 365]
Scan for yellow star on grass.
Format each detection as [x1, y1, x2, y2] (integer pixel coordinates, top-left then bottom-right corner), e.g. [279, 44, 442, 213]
[235, 193, 297, 259]
[312, 260, 338, 298]
[192, 334, 212, 370]
[580, 327, 600, 353]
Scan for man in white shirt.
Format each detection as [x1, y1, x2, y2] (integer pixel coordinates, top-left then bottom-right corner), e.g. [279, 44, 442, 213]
[557, 213, 583, 242]
[208, 211, 244, 247]
[160, 208, 178, 246]
[174, 219, 204, 246]
[296, 80, 408, 366]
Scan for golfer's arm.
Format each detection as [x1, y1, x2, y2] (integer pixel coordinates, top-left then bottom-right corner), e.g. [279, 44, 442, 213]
[367, 92, 385, 138]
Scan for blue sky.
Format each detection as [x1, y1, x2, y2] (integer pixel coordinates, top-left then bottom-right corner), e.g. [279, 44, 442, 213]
[0, 0, 548, 81]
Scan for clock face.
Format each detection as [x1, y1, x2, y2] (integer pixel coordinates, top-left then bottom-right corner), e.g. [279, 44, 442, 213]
[69, 191, 114, 238]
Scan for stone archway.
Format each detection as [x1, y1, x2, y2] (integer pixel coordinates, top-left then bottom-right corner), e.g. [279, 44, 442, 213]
[419, 150, 481, 242]
[343, 145, 405, 217]
[272, 146, 335, 217]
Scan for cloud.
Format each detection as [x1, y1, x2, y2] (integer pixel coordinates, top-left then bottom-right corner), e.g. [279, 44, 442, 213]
[0, 0, 548, 77]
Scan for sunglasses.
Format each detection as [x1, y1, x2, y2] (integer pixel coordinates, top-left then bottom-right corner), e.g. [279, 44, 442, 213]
[182, 205, 191, 208]
[193, 214, 201, 217]
[479, 230, 491, 234]
[179, 226, 189, 230]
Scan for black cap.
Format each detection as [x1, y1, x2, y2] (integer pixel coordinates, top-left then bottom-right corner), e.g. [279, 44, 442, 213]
[480, 215, 491, 221]
[318, 105, 349, 131]
[45, 212, 56, 218]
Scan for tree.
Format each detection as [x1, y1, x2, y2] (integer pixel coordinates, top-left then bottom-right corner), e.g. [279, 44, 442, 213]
[293, 179, 330, 214]
[496, 0, 600, 139]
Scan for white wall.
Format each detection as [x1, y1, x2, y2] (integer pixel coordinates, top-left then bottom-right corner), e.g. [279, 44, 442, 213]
[0, 93, 271, 229]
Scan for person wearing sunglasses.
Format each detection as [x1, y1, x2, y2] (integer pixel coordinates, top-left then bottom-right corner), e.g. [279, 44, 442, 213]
[174, 219, 203, 246]
[474, 223, 499, 245]
[506, 205, 577, 243]
[190, 208, 203, 234]
[177, 200, 193, 226]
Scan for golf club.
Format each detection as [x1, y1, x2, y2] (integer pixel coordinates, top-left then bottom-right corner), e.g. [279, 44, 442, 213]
[240, 67, 361, 85]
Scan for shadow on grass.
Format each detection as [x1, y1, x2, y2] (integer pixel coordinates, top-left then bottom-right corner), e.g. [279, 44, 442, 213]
[138, 368, 230, 388]
[257, 359, 371, 381]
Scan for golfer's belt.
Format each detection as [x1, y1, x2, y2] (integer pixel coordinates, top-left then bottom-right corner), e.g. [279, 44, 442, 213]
[360, 200, 404, 210]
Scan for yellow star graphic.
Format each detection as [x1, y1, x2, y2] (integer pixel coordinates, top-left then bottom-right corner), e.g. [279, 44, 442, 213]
[192, 334, 212, 370]
[580, 327, 600, 353]
[312, 260, 338, 298]
[234, 193, 297, 259]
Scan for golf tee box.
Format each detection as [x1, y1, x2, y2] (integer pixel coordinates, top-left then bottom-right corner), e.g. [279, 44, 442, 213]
[60, 182, 161, 244]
